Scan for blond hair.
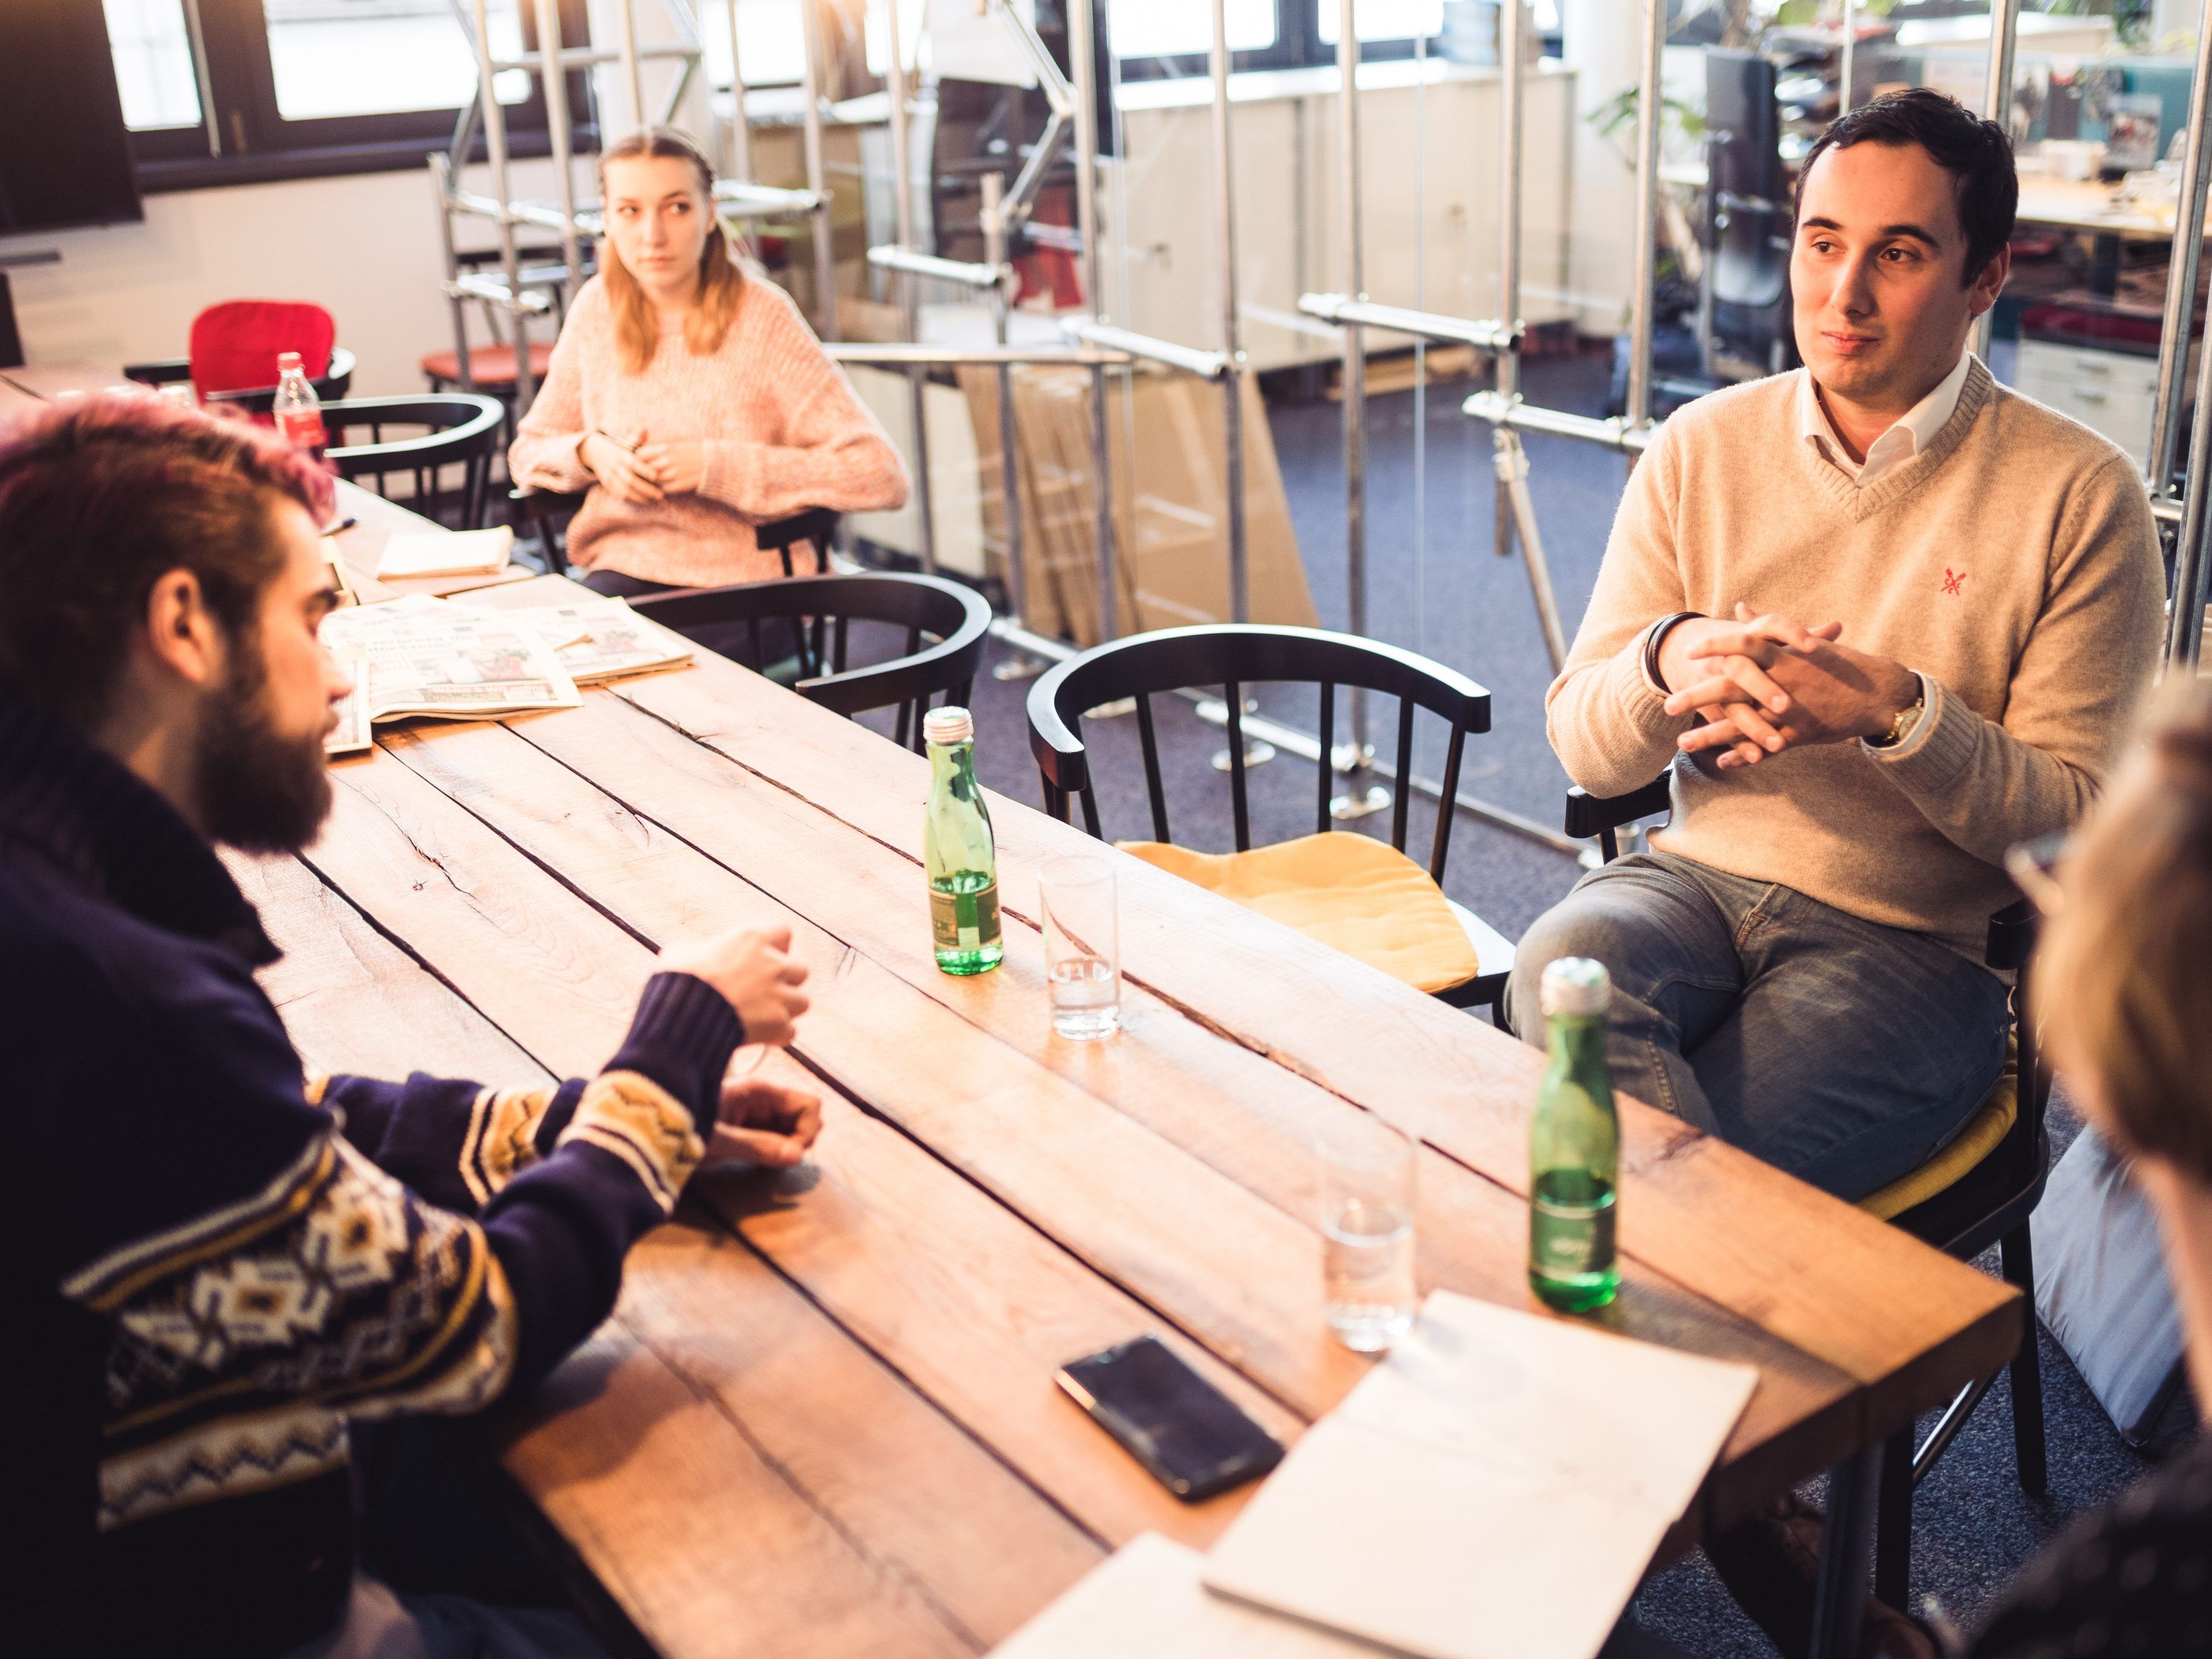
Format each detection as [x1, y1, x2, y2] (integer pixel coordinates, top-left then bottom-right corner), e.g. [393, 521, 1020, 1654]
[599, 128, 745, 373]
[2035, 678, 2212, 1181]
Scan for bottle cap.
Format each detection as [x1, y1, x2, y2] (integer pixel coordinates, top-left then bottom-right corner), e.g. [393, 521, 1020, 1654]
[277, 351, 303, 373]
[922, 706, 974, 746]
[1539, 956, 1610, 1018]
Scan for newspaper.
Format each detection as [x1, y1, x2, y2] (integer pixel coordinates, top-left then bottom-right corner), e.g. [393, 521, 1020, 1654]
[324, 646, 373, 755]
[456, 591, 694, 684]
[321, 595, 582, 723]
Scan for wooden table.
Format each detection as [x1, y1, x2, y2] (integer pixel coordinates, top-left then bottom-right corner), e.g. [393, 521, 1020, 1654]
[23, 368, 2019, 1656]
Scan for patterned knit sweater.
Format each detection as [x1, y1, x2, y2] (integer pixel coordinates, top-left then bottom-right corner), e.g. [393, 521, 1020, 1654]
[0, 694, 743, 1658]
[510, 271, 908, 586]
[1548, 359, 2166, 963]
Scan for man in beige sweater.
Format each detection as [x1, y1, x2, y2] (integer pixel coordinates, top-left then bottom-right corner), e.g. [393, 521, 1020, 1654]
[1508, 89, 2166, 1203]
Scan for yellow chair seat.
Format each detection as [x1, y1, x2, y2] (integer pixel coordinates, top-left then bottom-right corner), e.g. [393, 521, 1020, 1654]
[1858, 1038, 2019, 1222]
[1120, 832, 1485, 994]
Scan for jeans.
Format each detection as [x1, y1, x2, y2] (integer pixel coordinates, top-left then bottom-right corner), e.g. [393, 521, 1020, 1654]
[1506, 853, 2010, 1202]
[278, 1576, 609, 1659]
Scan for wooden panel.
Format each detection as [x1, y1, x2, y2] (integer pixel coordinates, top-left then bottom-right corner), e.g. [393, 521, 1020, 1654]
[1, 361, 138, 399]
[298, 738, 1309, 1548]
[477, 690, 1863, 1520]
[500, 1329, 976, 1659]
[598, 653, 2021, 1430]
[246, 821, 1104, 1649]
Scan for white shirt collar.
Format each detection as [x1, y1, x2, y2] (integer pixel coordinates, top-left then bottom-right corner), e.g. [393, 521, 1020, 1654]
[1798, 350, 1974, 485]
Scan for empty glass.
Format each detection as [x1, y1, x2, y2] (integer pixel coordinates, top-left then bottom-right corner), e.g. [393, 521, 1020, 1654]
[1317, 1113, 1418, 1352]
[1038, 855, 1120, 1040]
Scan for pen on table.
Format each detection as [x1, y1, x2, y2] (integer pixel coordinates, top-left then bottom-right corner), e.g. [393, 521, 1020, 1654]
[322, 516, 358, 536]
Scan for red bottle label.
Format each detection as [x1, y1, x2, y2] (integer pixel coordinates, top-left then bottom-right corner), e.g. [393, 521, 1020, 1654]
[276, 409, 327, 453]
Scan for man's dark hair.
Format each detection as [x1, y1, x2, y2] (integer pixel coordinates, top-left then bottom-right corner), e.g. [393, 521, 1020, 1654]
[1797, 87, 2018, 286]
[0, 396, 332, 731]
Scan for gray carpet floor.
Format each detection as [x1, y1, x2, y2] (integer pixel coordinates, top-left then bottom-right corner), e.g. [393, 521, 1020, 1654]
[884, 342, 2167, 1656]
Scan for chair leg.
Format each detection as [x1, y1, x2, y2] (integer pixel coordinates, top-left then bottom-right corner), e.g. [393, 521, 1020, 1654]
[1999, 1225, 2049, 1498]
[1874, 1426, 1914, 1611]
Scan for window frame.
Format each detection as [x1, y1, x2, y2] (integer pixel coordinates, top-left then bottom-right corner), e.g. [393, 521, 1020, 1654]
[121, 0, 594, 193]
[1107, 0, 1444, 84]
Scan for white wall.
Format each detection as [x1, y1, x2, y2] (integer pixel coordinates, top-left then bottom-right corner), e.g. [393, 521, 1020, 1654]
[3, 156, 573, 397]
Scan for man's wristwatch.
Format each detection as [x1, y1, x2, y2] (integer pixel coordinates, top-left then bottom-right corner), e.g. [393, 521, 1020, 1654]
[1866, 683, 1926, 749]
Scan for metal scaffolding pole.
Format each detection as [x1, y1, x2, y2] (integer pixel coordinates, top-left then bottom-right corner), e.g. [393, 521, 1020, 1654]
[1071, 0, 1117, 641]
[465, 0, 532, 407]
[1972, 1, 2019, 362]
[1210, 0, 1249, 620]
[799, 0, 836, 339]
[613, 0, 646, 129]
[883, 0, 937, 573]
[1838, 0, 1856, 117]
[2149, 5, 2212, 502]
[983, 171, 1028, 636]
[1624, 0, 1664, 430]
[723, 0, 751, 181]
[534, 0, 584, 313]
[1336, 0, 1374, 770]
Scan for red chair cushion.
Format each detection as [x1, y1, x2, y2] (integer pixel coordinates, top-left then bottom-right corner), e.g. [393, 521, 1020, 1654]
[419, 343, 555, 387]
[189, 301, 336, 396]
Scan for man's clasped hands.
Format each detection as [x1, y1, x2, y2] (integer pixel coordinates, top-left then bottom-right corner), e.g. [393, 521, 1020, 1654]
[1656, 603, 1923, 769]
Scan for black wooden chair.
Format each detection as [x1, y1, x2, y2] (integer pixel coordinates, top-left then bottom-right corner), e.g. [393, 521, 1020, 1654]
[1564, 775, 2049, 1610]
[1025, 623, 1514, 1018]
[631, 572, 990, 746]
[512, 488, 839, 584]
[123, 347, 357, 413]
[323, 395, 505, 531]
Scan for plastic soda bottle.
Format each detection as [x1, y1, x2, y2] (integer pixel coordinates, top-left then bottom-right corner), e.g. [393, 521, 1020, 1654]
[271, 351, 328, 463]
[923, 706, 1003, 975]
[1528, 956, 1621, 1311]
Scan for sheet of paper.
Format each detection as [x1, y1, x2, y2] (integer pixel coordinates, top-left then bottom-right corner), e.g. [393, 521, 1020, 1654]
[1200, 1290, 1759, 1659]
[323, 648, 371, 754]
[989, 1535, 1394, 1659]
[456, 589, 694, 683]
[376, 525, 513, 579]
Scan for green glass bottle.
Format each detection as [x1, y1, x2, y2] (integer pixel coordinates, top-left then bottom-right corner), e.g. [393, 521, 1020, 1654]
[923, 706, 1003, 976]
[1528, 956, 1620, 1311]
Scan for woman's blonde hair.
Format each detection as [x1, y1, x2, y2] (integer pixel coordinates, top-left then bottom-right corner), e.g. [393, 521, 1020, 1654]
[2036, 678, 2212, 1183]
[599, 127, 745, 373]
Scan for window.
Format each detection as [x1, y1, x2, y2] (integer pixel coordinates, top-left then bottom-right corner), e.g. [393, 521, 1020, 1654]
[103, 0, 202, 130]
[100, 0, 585, 189]
[699, 0, 808, 89]
[1108, 0, 1281, 60]
[1316, 0, 1446, 45]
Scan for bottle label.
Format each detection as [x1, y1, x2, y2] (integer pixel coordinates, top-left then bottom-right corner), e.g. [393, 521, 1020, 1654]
[931, 879, 1000, 953]
[1529, 1172, 1617, 1279]
[276, 409, 328, 453]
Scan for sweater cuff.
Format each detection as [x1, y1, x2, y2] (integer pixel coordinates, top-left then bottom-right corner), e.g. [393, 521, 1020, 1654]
[1864, 674, 1978, 795]
[606, 971, 744, 1132]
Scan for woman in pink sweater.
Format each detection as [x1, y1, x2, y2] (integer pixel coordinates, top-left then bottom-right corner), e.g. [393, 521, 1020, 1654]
[510, 128, 908, 594]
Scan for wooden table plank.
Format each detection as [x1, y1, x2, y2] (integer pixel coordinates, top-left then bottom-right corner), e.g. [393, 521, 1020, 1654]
[2, 359, 140, 399]
[246, 816, 1105, 1651]
[298, 741, 1310, 1547]
[327, 481, 536, 603]
[597, 653, 2021, 1433]
[459, 688, 1865, 1525]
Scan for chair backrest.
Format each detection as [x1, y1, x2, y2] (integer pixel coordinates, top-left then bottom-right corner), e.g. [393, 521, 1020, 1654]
[754, 505, 840, 577]
[510, 487, 593, 576]
[323, 394, 505, 530]
[1027, 623, 1491, 885]
[189, 300, 337, 397]
[631, 571, 991, 745]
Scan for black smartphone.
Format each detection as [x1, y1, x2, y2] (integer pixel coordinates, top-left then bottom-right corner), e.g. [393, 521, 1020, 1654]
[1055, 1334, 1284, 1503]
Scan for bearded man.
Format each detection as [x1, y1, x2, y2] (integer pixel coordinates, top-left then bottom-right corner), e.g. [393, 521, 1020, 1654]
[0, 398, 816, 1659]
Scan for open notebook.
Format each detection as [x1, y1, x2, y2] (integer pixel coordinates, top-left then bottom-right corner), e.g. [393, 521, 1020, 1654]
[1198, 1290, 1759, 1659]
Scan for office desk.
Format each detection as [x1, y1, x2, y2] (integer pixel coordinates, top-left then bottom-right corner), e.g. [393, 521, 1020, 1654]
[223, 544, 2021, 1655]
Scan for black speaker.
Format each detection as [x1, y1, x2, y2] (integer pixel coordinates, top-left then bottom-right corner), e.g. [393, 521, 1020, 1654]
[0, 273, 23, 370]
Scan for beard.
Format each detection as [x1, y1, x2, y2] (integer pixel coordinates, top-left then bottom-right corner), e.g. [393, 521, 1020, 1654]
[193, 645, 333, 855]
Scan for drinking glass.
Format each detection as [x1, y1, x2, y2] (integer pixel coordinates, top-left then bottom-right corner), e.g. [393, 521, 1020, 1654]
[1316, 1113, 1418, 1352]
[1038, 855, 1120, 1040]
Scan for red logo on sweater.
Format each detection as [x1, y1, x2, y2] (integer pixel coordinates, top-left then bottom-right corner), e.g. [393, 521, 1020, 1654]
[1941, 568, 1966, 596]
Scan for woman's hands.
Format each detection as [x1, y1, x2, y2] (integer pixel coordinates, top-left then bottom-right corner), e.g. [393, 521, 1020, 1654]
[581, 430, 664, 504]
[634, 439, 708, 496]
[582, 429, 709, 502]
